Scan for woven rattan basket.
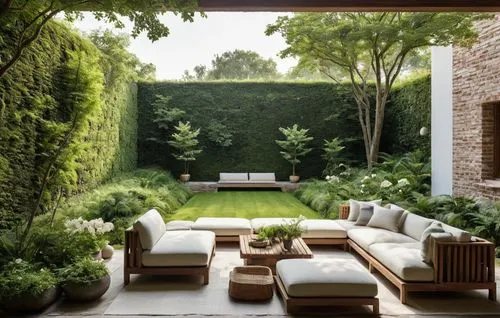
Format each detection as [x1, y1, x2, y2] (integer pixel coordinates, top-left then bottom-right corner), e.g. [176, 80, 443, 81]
[228, 266, 274, 301]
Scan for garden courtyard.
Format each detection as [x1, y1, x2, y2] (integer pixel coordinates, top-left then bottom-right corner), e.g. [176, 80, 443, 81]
[2, 2, 500, 317]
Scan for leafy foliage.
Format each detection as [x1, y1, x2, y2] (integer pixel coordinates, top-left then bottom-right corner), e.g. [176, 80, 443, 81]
[322, 138, 345, 176]
[275, 124, 314, 176]
[58, 257, 109, 285]
[206, 119, 233, 147]
[168, 122, 202, 174]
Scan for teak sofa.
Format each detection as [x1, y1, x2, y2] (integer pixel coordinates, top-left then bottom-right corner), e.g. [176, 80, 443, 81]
[338, 203, 497, 304]
[124, 209, 216, 285]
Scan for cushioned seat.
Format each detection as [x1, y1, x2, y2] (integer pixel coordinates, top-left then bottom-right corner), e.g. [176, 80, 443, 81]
[191, 217, 252, 236]
[276, 258, 378, 298]
[251, 218, 294, 232]
[336, 219, 368, 231]
[165, 220, 194, 231]
[300, 220, 347, 239]
[142, 230, 215, 267]
[218, 172, 248, 182]
[368, 243, 434, 282]
[248, 173, 276, 182]
[348, 227, 417, 251]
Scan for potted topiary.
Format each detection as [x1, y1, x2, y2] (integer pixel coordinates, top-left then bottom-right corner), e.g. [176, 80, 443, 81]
[275, 124, 313, 183]
[168, 121, 202, 182]
[0, 259, 60, 313]
[277, 216, 305, 251]
[58, 257, 110, 302]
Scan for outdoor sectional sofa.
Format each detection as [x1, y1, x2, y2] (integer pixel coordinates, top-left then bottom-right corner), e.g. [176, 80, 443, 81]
[338, 202, 497, 304]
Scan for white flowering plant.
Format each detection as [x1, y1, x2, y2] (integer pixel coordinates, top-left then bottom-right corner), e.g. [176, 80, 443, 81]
[64, 217, 114, 254]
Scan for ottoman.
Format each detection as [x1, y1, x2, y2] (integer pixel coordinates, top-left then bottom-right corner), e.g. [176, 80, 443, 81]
[228, 266, 274, 301]
[275, 258, 379, 314]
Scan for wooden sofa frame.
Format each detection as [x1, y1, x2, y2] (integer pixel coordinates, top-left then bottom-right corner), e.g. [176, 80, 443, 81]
[339, 205, 497, 304]
[124, 228, 215, 285]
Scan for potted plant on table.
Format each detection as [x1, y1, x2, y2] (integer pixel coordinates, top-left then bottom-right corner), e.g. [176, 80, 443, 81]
[168, 121, 202, 182]
[0, 259, 60, 313]
[275, 124, 313, 183]
[58, 257, 110, 302]
[278, 216, 306, 251]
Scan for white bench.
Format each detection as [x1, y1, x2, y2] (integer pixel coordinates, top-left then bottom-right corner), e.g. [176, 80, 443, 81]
[217, 172, 282, 190]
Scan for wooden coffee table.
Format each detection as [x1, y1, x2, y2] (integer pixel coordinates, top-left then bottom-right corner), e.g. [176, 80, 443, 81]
[239, 235, 313, 273]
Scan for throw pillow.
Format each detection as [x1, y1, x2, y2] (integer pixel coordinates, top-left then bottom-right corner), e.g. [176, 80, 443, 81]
[355, 203, 375, 226]
[348, 199, 382, 221]
[420, 222, 453, 264]
[366, 205, 404, 232]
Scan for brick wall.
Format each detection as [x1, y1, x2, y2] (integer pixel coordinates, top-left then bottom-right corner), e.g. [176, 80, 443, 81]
[453, 14, 500, 199]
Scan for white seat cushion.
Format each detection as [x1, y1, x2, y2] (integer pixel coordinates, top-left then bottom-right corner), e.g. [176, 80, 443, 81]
[348, 228, 417, 250]
[251, 218, 294, 232]
[191, 217, 252, 236]
[369, 243, 434, 282]
[336, 219, 367, 231]
[165, 220, 194, 231]
[401, 213, 433, 241]
[276, 259, 378, 298]
[300, 220, 347, 239]
[133, 209, 166, 249]
[142, 230, 215, 267]
[248, 173, 276, 182]
[219, 173, 248, 182]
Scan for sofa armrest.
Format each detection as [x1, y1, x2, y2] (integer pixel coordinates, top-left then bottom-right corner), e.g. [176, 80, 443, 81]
[339, 204, 350, 220]
[432, 238, 495, 284]
[124, 228, 143, 269]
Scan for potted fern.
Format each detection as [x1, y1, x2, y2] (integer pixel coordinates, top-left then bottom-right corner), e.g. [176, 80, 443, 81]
[58, 258, 110, 302]
[168, 121, 202, 182]
[278, 216, 306, 251]
[275, 124, 313, 183]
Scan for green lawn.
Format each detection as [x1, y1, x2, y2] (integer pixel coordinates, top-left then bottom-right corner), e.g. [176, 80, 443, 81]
[168, 191, 319, 221]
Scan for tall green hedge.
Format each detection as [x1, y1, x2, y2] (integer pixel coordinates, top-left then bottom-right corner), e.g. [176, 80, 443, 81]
[383, 74, 431, 155]
[137, 82, 365, 180]
[0, 21, 137, 227]
[137, 78, 430, 180]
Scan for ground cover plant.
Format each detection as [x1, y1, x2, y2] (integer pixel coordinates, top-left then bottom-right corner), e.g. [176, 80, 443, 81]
[170, 191, 318, 221]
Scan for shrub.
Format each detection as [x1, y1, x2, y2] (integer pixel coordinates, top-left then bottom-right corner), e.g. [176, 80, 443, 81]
[58, 258, 109, 285]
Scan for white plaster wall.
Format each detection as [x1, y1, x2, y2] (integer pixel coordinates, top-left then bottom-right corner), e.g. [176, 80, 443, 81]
[431, 46, 453, 195]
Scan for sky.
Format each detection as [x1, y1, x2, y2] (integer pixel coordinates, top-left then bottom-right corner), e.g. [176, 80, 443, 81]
[71, 12, 297, 80]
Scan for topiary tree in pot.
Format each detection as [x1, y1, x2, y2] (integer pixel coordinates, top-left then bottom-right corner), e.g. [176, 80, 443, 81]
[275, 124, 313, 182]
[168, 121, 202, 182]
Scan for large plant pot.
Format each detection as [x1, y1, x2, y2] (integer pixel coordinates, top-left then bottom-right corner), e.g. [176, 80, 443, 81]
[282, 239, 293, 251]
[1, 286, 61, 313]
[289, 175, 300, 183]
[179, 174, 191, 182]
[62, 275, 111, 302]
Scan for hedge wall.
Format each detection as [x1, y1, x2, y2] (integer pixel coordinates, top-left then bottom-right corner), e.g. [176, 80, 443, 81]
[137, 82, 365, 180]
[383, 74, 431, 155]
[137, 78, 431, 181]
[0, 21, 137, 227]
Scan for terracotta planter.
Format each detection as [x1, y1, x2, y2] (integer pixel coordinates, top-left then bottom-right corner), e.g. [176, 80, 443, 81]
[282, 239, 293, 251]
[289, 175, 300, 183]
[62, 275, 111, 302]
[179, 174, 191, 182]
[1, 286, 61, 313]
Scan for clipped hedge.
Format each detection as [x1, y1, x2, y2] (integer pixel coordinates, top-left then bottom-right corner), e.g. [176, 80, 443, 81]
[137, 82, 364, 180]
[0, 21, 137, 227]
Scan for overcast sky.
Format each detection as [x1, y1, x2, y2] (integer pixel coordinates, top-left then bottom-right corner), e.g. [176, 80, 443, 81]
[71, 12, 297, 80]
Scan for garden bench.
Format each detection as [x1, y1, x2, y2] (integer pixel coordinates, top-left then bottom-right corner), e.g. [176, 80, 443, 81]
[216, 172, 282, 190]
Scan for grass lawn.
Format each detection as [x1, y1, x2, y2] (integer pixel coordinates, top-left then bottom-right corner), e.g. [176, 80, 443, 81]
[168, 191, 319, 220]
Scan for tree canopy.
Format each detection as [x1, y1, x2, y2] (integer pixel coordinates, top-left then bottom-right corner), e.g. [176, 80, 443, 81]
[266, 12, 491, 167]
[183, 49, 279, 80]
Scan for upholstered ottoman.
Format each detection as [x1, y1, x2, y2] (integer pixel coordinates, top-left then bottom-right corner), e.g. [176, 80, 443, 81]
[191, 217, 252, 242]
[165, 220, 194, 231]
[300, 220, 348, 247]
[275, 259, 379, 314]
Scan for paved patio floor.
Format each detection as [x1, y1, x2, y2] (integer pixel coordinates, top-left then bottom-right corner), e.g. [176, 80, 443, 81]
[34, 245, 500, 318]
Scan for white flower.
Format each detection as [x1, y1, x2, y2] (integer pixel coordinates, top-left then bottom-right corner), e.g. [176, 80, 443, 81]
[328, 175, 340, 183]
[371, 174, 377, 178]
[361, 184, 366, 188]
[15, 258, 22, 264]
[362, 176, 370, 182]
[380, 180, 393, 188]
[325, 175, 331, 181]
[397, 178, 410, 187]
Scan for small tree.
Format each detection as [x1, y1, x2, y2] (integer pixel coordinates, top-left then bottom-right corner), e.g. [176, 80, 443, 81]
[275, 124, 313, 176]
[168, 121, 202, 175]
[322, 138, 345, 176]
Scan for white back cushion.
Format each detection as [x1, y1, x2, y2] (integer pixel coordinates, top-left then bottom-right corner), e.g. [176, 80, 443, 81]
[366, 205, 404, 232]
[401, 213, 433, 241]
[249, 173, 276, 182]
[348, 199, 382, 221]
[438, 222, 472, 242]
[133, 209, 166, 249]
[219, 173, 248, 181]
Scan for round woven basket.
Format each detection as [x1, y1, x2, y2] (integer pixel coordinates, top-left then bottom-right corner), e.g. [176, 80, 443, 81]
[228, 266, 274, 301]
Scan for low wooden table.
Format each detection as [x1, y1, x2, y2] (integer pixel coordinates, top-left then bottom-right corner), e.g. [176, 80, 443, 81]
[239, 235, 313, 273]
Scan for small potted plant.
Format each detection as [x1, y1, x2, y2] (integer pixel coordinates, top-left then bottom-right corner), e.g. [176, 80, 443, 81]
[0, 259, 60, 313]
[64, 217, 114, 259]
[277, 216, 306, 251]
[168, 121, 202, 182]
[257, 225, 282, 244]
[275, 124, 313, 183]
[58, 257, 110, 302]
